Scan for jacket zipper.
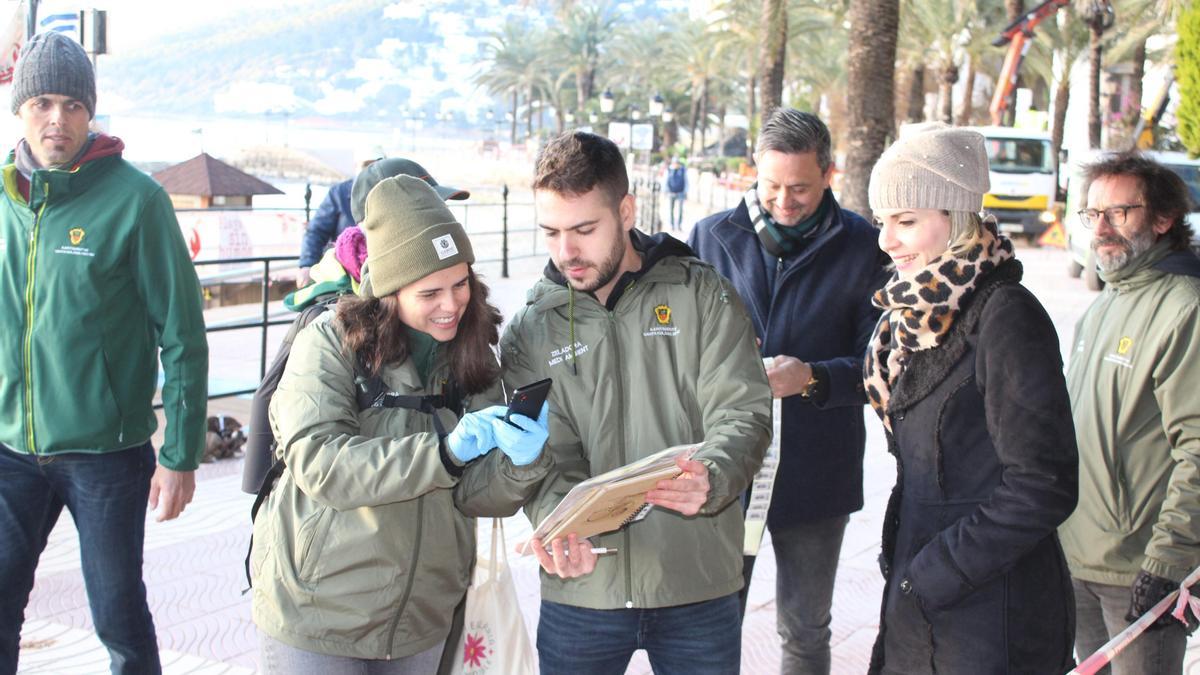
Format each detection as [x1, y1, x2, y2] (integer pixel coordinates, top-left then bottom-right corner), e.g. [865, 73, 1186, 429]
[609, 310, 635, 609]
[22, 182, 49, 454]
[385, 495, 425, 658]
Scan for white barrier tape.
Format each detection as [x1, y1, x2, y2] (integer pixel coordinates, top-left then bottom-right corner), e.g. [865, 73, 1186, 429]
[1068, 564, 1200, 674]
[743, 357, 781, 556]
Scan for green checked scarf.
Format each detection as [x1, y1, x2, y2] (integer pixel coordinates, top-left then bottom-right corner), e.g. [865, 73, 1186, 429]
[744, 185, 832, 257]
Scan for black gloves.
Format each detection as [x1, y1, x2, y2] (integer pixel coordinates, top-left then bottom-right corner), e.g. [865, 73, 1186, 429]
[1126, 570, 1184, 629]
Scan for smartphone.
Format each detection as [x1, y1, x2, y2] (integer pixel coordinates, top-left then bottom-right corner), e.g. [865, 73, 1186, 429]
[506, 378, 552, 427]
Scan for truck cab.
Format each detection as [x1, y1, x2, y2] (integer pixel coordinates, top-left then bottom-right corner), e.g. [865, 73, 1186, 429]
[970, 126, 1058, 240]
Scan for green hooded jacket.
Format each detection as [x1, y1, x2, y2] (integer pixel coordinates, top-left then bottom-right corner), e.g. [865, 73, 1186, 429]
[500, 233, 771, 609]
[1060, 240, 1200, 585]
[0, 136, 208, 469]
[253, 313, 552, 659]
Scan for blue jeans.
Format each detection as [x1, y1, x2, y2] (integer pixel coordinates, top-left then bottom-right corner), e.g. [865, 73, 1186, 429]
[0, 442, 159, 675]
[1073, 577, 1187, 675]
[537, 593, 741, 675]
[669, 194, 685, 230]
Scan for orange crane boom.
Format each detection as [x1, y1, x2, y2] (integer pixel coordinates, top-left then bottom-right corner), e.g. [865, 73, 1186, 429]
[989, 0, 1070, 126]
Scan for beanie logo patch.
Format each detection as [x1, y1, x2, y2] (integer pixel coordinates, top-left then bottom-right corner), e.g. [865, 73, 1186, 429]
[432, 234, 458, 260]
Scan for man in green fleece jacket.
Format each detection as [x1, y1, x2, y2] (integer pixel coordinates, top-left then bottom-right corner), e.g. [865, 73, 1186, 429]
[501, 131, 771, 674]
[1061, 152, 1200, 674]
[0, 33, 207, 674]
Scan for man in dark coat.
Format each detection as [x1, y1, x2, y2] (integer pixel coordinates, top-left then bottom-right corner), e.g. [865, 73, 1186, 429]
[689, 108, 888, 675]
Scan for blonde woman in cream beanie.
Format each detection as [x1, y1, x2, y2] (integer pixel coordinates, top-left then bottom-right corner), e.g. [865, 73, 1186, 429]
[252, 176, 553, 673]
[863, 123, 1079, 674]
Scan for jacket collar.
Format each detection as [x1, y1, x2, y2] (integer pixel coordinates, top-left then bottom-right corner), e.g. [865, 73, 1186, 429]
[887, 259, 1024, 414]
[709, 190, 848, 326]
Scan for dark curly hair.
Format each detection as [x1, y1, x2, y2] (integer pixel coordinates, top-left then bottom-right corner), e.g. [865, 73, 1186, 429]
[334, 267, 503, 395]
[1083, 151, 1196, 252]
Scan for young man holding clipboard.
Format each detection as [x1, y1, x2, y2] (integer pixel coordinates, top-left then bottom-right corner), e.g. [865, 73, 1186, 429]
[500, 131, 772, 674]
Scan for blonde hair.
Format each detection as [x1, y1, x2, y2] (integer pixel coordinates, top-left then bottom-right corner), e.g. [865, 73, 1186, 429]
[946, 211, 987, 257]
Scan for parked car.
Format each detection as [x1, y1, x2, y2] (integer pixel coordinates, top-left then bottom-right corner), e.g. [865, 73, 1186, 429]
[1063, 150, 1200, 291]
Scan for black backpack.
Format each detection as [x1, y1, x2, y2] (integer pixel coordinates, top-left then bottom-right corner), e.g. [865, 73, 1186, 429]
[241, 295, 463, 587]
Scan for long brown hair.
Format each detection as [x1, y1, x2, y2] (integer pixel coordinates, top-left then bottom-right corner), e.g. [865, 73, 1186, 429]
[335, 267, 503, 395]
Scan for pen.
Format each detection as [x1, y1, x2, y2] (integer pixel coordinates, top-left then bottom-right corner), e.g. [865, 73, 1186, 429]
[590, 547, 618, 555]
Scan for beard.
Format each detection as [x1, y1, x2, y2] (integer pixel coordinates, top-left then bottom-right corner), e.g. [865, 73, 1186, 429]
[559, 232, 628, 294]
[1093, 223, 1158, 273]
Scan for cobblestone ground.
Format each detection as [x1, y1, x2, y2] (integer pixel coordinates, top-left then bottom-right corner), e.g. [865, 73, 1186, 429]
[16, 213, 1200, 673]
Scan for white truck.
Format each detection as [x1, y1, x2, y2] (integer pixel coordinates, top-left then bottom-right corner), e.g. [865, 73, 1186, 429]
[970, 126, 1059, 240]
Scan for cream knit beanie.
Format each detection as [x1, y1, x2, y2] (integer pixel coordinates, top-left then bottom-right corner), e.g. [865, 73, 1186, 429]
[869, 122, 990, 212]
[361, 175, 474, 298]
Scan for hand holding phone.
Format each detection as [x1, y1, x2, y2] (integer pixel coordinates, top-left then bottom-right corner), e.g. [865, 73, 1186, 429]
[505, 378, 552, 428]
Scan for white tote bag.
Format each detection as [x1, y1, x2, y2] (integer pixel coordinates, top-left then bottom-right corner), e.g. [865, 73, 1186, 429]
[450, 519, 538, 675]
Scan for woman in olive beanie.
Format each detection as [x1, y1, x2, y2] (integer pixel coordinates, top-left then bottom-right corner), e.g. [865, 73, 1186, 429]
[863, 123, 1079, 674]
[252, 176, 553, 672]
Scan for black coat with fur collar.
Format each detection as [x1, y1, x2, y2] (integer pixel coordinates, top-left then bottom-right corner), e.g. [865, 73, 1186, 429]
[868, 260, 1079, 675]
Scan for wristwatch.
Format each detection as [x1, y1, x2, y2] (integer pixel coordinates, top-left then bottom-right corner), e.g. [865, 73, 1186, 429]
[799, 370, 820, 399]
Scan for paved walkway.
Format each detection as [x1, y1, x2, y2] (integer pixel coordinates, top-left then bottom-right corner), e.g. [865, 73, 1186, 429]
[15, 226, 1200, 673]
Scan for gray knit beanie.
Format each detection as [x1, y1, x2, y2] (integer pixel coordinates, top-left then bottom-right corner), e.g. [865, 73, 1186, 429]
[361, 175, 474, 298]
[11, 32, 96, 118]
[869, 122, 989, 212]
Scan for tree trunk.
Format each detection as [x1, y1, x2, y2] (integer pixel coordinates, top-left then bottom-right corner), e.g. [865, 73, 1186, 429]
[747, 75, 758, 162]
[758, 0, 787, 124]
[1088, 23, 1103, 148]
[717, 104, 728, 157]
[957, 55, 976, 126]
[699, 77, 711, 156]
[527, 85, 535, 140]
[938, 62, 958, 123]
[1128, 39, 1147, 135]
[1051, 77, 1070, 188]
[689, 91, 701, 157]
[510, 91, 519, 145]
[844, 0, 900, 220]
[907, 64, 926, 123]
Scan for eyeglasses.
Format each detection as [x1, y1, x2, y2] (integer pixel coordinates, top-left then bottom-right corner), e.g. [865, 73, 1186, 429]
[1076, 204, 1144, 229]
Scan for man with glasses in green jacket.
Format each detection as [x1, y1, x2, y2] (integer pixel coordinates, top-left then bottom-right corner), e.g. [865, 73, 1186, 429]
[1061, 151, 1200, 674]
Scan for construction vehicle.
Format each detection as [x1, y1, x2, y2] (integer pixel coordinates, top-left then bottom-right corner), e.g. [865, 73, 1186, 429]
[989, 0, 1070, 126]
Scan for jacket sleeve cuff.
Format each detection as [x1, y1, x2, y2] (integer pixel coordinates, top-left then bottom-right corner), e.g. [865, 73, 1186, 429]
[1141, 556, 1191, 584]
[438, 437, 466, 478]
[811, 357, 869, 409]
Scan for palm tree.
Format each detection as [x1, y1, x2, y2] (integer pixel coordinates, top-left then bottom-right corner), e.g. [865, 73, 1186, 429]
[759, 0, 788, 119]
[898, 0, 981, 124]
[712, 0, 763, 159]
[1077, 0, 1115, 148]
[665, 19, 724, 157]
[553, 1, 620, 112]
[843, 0, 900, 219]
[474, 19, 546, 144]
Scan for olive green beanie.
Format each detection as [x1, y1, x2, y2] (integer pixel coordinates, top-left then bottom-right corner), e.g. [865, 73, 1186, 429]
[361, 175, 474, 298]
[868, 122, 990, 213]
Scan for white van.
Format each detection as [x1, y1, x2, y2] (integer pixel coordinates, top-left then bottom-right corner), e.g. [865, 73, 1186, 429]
[969, 126, 1058, 239]
[1063, 150, 1200, 290]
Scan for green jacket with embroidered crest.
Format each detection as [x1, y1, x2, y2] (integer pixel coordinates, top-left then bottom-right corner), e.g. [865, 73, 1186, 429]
[0, 139, 208, 469]
[1060, 241, 1200, 585]
[500, 243, 771, 610]
[253, 312, 552, 660]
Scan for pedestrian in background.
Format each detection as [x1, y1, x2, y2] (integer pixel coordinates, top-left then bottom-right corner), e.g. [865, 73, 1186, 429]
[664, 157, 687, 231]
[1060, 151, 1200, 674]
[864, 122, 1078, 674]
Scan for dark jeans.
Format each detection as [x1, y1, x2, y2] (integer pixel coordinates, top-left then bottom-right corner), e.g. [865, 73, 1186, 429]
[1073, 577, 1187, 675]
[537, 593, 741, 675]
[741, 514, 849, 675]
[0, 442, 160, 675]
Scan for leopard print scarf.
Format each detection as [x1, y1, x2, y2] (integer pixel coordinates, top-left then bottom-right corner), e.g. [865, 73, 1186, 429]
[864, 224, 1014, 430]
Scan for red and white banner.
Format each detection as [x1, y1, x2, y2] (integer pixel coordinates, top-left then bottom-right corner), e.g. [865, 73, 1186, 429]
[175, 209, 306, 265]
[0, 3, 25, 85]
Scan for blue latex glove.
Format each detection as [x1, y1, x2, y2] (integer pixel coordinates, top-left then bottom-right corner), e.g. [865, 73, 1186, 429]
[492, 402, 549, 466]
[445, 405, 504, 463]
